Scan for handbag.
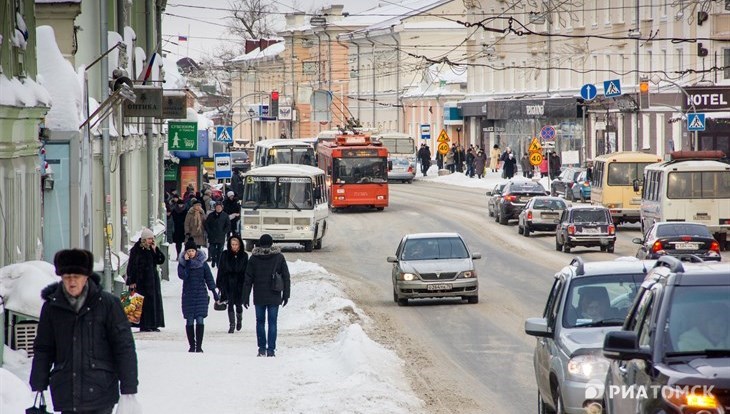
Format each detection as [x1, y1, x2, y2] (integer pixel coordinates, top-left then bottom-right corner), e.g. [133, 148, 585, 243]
[26, 391, 50, 414]
[120, 289, 145, 325]
[213, 290, 228, 311]
[271, 256, 284, 292]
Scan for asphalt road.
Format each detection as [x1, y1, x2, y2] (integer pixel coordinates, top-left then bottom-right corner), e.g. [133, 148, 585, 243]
[285, 180, 649, 413]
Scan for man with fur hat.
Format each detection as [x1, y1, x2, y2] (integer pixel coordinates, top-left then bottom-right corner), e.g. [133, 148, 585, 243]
[126, 227, 166, 332]
[30, 249, 140, 413]
[243, 234, 291, 357]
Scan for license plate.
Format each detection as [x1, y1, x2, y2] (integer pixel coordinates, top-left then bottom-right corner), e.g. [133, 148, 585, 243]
[693, 214, 710, 221]
[675, 242, 699, 250]
[427, 283, 452, 291]
[270, 233, 285, 239]
[581, 228, 600, 234]
[541, 213, 558, 218]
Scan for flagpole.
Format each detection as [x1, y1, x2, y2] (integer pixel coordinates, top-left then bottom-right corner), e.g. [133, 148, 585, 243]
[187, 24, 190, 57]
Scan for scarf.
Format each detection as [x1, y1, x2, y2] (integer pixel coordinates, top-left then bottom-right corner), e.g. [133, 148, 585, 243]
[63, 283, 89, 313]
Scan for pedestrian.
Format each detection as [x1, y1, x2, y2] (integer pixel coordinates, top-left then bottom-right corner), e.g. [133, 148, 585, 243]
[549, 150, 562, 180]
[170, 198, 188, 257]
[30, 249, 140, 413]
[184, 199, 207, 248]
[455, 145, 465, 173]
[466, 148, 476, 177]
[474, 149, 487, 179]
[417, 143, 431, 176]
[445, 146, 456, 173]
[126, 227, 166, 332]
[539, 155, 549, 178]
[490, 144, 501, 172]
[217, 234, 248, 333]
[178, 237, 219, 353]
[501, 148, 517, 179]
[223, 191, 241, 235]
[243, 234, 291, 357]
[183, 183, 195, 203]
[520, 153, 533, 178]
[205, 201, 231, 268]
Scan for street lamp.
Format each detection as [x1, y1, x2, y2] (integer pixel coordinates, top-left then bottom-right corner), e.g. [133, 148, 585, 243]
[248, 108, 256, 143]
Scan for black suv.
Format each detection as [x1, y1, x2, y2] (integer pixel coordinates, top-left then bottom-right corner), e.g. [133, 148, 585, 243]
[602, 257, 730, 414]
[495, 180, 548, 225]
[555, 206, 616, 253]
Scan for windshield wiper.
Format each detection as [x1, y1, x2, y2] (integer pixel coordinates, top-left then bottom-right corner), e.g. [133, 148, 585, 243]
[666, 349, 730, 358]
[288, 194, 301, 211]
[574, 318, 625, 327]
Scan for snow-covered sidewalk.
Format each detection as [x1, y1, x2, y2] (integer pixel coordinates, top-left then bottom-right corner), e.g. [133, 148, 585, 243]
[1, 258, 424, 413]
[415, 164, 552, 191]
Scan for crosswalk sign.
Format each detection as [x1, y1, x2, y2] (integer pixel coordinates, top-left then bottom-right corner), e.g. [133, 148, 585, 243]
[215, 125, 233, 143]
[603, 79, 622, 98]
[437, 129, 450, 143]
[687, 113, 706, 131]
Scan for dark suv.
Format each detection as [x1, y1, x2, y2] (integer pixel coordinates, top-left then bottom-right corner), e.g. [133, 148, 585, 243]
[495, 180, 548, 225]
[602, 256, 730, 414]
[556, 206, 616, 253]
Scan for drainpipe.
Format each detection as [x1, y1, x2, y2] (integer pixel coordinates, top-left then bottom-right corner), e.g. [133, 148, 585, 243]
[290, 34, 295, 139]
[366, 33, 376, 127]
[348, 34, 361, 122]
[100, 0, 113, 291]
[324, 29, 335, 125]
[145, 0, 156, 230]
[390, 26, 400, 132]
[116, 0, 128, 254]
[633, 0, 640, 151]
[156, 0, 169, 281]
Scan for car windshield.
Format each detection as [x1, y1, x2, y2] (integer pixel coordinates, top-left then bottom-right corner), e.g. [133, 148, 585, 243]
[572, 210, 607, 223]
[656, 224, 712, 238]
[562, 274, 644, 328]
[533, 199, 566, 210]
[401, 237, 469, 260]
[665, 286, 730, 354]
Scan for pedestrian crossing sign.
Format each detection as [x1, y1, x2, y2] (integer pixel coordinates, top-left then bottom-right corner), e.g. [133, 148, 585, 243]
[603, 79, 622, 98]
[687, 113, 706, 131]
[437, 129, 450, 143]
[215, 125, 234, 143]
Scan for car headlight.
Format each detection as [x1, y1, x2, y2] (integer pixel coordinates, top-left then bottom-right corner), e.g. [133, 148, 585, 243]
[567, 354, 609, 380]
[400, 272, 415, 281]
[460, 270, 476, 278]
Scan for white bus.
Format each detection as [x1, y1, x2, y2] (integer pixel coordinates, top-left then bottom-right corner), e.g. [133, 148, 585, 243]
[640, 152, 730, 247]
[240, 164, 328, 252]
[371, 132, 416, 183]
[252, 139, 316, 168]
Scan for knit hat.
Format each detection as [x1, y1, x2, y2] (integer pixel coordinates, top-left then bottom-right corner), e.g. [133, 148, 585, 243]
[184, 237, 198, 251]
[140, 227, 154, 240]
[259, 234, 273, 247]
[54, 249, 94, 276]
[227, 191, 235, 197]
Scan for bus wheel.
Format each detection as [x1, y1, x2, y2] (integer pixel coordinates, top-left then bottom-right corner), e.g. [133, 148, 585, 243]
[376, 207, 385, 211]
[303, 241, 314, 252]
[314, 237, 323, 250]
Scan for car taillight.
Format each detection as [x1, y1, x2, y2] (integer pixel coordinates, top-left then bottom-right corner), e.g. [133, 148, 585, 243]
[408, 166, 414, 173]
[568, 225, 576, 235]
[568, 182, 574, 188]
[709, 240, 721, 253]
[608, 224, 615, 235]
[504, 195, 517, 202]
[527, 211, 533, 220]
[651, 241, 664, 253]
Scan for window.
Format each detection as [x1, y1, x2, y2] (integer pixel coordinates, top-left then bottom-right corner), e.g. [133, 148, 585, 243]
[655, 223, 712, 237]
[637, 291, 657, 347]
[725, 49, 730, 80]
[607, 162, 653, 186]
[626, 288, 653, 331]
[592, 161, 604, 187]
[665, 286, 730, 353]
[667, 171, 730, 199]
[562, 274, 643, 328]
[242, 176, 315, 210]
[545, 278, 565, 328]
[401, 237, 469, 261]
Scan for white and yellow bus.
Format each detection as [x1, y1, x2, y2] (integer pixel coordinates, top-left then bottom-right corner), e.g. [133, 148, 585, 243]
[240, 164, 328, 252]
[590, 151, 663, 225]
[640, 152, 730, 246]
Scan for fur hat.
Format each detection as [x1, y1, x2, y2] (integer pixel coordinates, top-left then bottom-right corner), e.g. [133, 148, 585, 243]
[259, 234, 273, 247]
[54, 249, 94, 276]
[184, 237, 198, 251]
[140, 227, 154, 240]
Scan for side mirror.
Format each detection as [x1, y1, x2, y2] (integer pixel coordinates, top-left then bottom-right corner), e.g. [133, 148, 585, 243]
[486, 191, 492, 196]
[386, 256, 398, 263]
[388, 160, 393, 171]
[632, 237, 643, 245]
[632, 179, 640, 193]
[603, 331, 651, 361]
[524, 317, 553, 338]
[472, 252, 482, 260]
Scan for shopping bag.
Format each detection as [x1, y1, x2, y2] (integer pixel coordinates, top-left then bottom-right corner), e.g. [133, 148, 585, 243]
[120, 290, 144, 324]
[26, 392, 50, 414]
[116, 394, 143, 414]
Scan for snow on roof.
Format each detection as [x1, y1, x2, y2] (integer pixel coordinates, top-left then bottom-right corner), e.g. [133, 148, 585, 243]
[36, 25, 80, 130]
[345, 0, 453, 34]
[229, 42, 286, 63]
[35, 0, 81, 3]
[162, 56, 186, 90]
[0, 261, 58, 318]
[0, 74, 51, 107]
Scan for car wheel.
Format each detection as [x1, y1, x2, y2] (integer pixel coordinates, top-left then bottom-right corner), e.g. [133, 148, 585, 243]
[518, 225, 524, 235]
[499, 210, 508, 225]
[562, 243, 571, 253]
[467, 296, 479, 304]
[600, 245, 607, 252]
[538, 391, 556, 414]
[553, 385, 565, 414]
[397, 297, 408, 306]
[566, 190, 573, 201]
[494, 208, 500, 222]
[376, 207, 385, 211]
[523, 226, 531, 237]
[555, 237, 562, 251]
[488, 207, 493, 217]
[393, 290, 398, 303]
[607, 243, 615, 253]
[314, 237, 323, 250]
[407, 179, 413, 184]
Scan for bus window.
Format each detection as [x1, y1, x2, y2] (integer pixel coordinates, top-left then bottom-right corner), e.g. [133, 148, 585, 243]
[607, 162, 653, 186]
[276, 177, 313, 209]
[333, 158, 388, 184]
[668, 171, 730, 199]
[243, 177, 277, 208]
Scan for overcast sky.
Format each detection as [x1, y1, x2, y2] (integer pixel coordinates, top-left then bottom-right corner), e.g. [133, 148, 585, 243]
[161, 0, 372, 62]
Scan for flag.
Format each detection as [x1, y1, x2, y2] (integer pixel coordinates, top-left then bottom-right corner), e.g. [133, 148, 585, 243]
[178, 35, 188, 42]
[139, 52, 157, 85]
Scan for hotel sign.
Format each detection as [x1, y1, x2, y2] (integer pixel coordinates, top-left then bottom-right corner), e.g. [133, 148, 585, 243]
[683, 86, 730, 111]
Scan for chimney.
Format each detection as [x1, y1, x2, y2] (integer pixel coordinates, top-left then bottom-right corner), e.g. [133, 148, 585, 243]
[285, 12, 306, 29]
[326, 4, 345, 19]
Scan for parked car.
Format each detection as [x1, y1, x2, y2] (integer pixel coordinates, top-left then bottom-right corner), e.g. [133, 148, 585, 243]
[388, 157, 415, 183]
[388, 232, 481, 306]
[556, 206, 616, 253]
[602, 256, 730, 414]
[551, 167, 581, 196]
[633, 222, 722, 261]
[525, 257, 649, 414]
[518, 196, 568, 236]
[486, 183, 507, 218]
[551, 168, 591, 202]
[495, 180, 548, 225]
[570, 170, 591, 202]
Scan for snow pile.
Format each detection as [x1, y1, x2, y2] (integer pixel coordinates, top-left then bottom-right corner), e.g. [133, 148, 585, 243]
[417, 166, 551, 191]
[0, 74, 51, 107]
[0, 363, 32, 413]
[36, 26, 81, 130]
[0, 261, 57, 317]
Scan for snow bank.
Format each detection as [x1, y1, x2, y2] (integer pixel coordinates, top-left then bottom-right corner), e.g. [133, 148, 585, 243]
[0, 261, 57, 317]
[0, 366, 32, 413]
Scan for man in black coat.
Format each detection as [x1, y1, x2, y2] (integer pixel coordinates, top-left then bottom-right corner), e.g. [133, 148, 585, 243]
[222, 191, 241, 236]
[204, 202, 230, 268]
[417, 143, 431, 176]
[170, 199, 188, 257]
[549, 151, 562, 180]
[31, 249, 139, 413]
[126, 228, 166, 332]
[243, 234, 291, 357]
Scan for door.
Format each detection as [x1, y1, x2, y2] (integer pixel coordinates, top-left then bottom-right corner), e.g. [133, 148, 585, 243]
[535, 278, 564, 406]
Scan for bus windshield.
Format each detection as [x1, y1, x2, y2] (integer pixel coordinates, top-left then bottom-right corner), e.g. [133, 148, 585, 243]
[242, 176, 314, 210]
[333, 157, 388, 184]
[380, 137, 415, 156]
[267, 147, 316, 166]
[607, 162, 654, 186]
[667, 171, 730, 199]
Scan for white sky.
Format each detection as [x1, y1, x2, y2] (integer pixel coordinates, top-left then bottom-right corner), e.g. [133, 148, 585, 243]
[161, 0, 372, 62]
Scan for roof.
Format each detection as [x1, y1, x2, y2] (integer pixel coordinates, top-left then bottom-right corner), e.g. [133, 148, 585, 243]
[563, 258, 655, 279]
[404, 232, 462, 240]
[255, 139, 314, 148]
[229, 42, 285, 63]
[648, 159, 730, 170]
[346, 0, 454, 35]
[244, 164, 324, 177]
[593, 151, 663, 162]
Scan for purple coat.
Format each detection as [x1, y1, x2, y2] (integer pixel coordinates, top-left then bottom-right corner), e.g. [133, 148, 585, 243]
[177, 250, 217, 319]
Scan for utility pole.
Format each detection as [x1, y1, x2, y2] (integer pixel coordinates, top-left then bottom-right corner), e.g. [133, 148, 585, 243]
[145, 0, 156, 230]
[100, 0, 113, 292]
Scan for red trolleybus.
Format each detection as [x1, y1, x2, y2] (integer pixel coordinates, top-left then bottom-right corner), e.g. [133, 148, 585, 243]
[317, 133, 389, 211]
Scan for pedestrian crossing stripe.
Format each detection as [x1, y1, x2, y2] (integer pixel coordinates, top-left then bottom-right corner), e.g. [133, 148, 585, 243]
[605, 81, 620, 97]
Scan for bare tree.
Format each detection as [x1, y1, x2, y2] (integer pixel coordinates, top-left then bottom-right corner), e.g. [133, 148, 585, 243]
[227, 0, 277, 40]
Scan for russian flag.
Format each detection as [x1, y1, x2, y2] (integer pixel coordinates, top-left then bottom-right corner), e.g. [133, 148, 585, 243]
[178, 35, 188, 42]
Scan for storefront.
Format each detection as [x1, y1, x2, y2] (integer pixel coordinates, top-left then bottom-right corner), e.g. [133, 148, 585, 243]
[683, 86, 730, 155]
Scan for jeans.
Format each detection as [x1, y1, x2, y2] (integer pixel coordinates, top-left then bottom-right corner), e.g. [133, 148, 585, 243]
[255, 304, 279, 353]
[208, 243, 223, 267]
[186, 316, 204, 326]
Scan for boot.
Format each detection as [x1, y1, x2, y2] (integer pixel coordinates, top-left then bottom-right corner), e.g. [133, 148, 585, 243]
[227, 311, 235, 334]
[195, 324, 205, 353]
[185, 325, 195, 352]
[236, 312, 243, 331]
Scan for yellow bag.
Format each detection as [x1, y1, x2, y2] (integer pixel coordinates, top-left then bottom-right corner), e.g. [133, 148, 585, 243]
[120, 290, 144, 325]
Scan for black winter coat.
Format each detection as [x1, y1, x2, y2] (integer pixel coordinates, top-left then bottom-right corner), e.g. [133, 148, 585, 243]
[126, 241, 166, 329]
[243, 246, 290, 306]
[223, 197, 240, 217]
[30, 273, 138, 411]
[216, 237, 248, 305]
[205, 211, 230, 244]
[171, 205, 188, 243]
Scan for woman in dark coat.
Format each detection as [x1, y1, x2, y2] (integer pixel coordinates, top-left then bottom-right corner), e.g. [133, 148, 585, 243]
[126, 228, 166, 332]
[217, 234, 249, 333]
[178, 237, 219, 352]
[170, 199, 188, 257]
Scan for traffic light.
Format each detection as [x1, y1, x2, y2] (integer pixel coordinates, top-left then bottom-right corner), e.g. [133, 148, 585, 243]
[270, 90, 279, 118]
[639, 79, 650, 109]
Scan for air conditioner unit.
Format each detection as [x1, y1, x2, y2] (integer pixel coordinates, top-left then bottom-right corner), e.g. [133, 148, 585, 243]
[301, 39, 313, 48]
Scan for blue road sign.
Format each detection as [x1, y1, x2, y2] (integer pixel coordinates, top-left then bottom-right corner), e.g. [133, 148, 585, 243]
[420, 124, 431, 140]
[687, 113, 706, 132]
[603, 79, 622, 98]
[580, 84, 597, 101]
[214, 152, 232, 179]
[540, 125, 556, 141]
[215, 125, 233, 143]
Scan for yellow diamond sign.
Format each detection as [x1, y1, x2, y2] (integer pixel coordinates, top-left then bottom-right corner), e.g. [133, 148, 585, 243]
[437, 129, 450, 143]
[528, 137, 542, 153]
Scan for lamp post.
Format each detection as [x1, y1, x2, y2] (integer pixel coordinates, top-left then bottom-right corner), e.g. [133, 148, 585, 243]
[248, 108, 256, 143]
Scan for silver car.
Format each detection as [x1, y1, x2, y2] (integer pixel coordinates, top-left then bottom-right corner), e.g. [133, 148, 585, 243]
[524, 257, 650, 414]
[388, 232, 481, 306]
[518, 196, 568, 237]
[388, 157, 416, 183]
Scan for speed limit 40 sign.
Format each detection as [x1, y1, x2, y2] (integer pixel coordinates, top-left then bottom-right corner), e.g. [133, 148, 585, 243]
[437, 142, 450, 155]
[529, 152, 543, 166]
